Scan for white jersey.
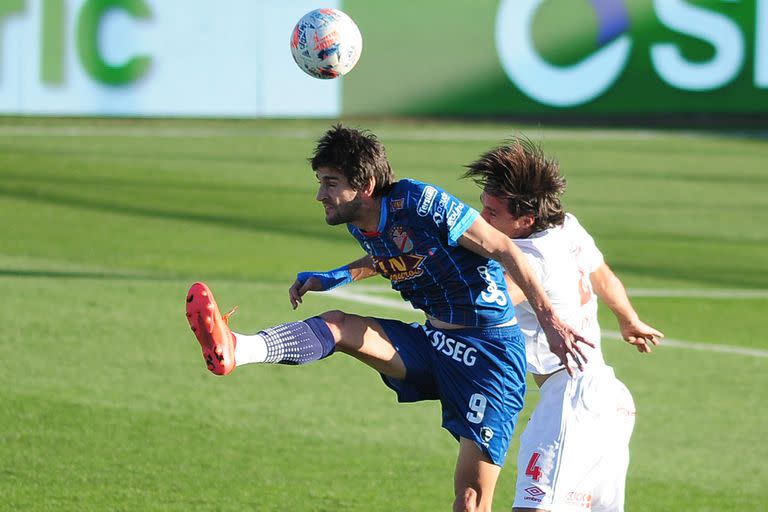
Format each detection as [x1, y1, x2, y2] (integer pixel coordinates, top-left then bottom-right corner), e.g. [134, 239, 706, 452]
[514, 213, 605, 374]
[512, 213, 636, 512]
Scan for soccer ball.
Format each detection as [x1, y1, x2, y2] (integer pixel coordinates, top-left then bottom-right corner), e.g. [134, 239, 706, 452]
[290, 8, 363, 79]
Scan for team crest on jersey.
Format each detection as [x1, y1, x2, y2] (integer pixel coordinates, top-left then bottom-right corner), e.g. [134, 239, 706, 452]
[373, 254, 425, 282]
[390, 226, 414, 253]
[389, 198, 404, 212]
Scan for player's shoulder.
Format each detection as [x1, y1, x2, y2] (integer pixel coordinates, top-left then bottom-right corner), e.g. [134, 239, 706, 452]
[514, 218, 570, 259]
[394, 178, 439, 195]
[563, 212, 584, 230]
[392, 179, 445, 212]
[561, 213, 595, 241]
[511, 237, 547, 280]
[391, 178, 425, 200]
[512, 236, 546, 261]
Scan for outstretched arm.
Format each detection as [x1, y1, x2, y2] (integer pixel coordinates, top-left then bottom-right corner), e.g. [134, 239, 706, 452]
[590, 263, 664, 353]
[503, 273, 527, 306]
[289, 255, 379, 309]
[459, 216, 594, 375]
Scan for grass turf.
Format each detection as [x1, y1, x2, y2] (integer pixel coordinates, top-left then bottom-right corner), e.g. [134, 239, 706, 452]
[0, 118, 766, 510]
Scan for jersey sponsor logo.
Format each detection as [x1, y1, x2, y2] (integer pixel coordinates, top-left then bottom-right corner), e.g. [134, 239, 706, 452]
[446, 202, 465, 229]
[373, 254, 425, 282]
[571, 245, 594, 306]
[477, 266, 508, 306]
[424, 327, 478, 367]
[616, 406, 636, 417]
[565, 491, 593, 509]
[417, 185, 438, 216]
[523, 486, 545, 503]
[390, 226, 414, 253]
[432, 192, 450, 226]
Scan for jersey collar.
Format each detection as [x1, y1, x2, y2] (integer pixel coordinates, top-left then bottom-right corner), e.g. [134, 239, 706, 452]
[358, 194, 389, 237]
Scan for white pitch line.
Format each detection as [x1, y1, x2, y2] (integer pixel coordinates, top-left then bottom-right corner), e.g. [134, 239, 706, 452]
[0, 124, 734, 142]
[0, 125, 271, 138]
[602, 331, 768, 358]
[345, 284, 768, 300]
[349, 284, 768, 300]
[327, 288, 768, 359]
[626, 288, 768, 299]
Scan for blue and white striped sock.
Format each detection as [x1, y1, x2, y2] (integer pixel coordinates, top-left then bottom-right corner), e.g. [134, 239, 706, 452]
[234, 317, 336, 366]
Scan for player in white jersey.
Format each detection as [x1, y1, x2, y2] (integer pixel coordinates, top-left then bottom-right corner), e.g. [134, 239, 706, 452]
[463, 138, 664, 512]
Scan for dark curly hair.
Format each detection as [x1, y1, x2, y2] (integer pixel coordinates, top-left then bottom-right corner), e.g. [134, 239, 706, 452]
[310, 124, 395, 197]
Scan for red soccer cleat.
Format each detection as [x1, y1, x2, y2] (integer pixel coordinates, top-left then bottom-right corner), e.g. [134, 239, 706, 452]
[185, 282, 238, 376]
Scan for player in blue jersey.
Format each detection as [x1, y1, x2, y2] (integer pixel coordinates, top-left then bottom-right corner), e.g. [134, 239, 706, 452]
[185, 125, 591, 512]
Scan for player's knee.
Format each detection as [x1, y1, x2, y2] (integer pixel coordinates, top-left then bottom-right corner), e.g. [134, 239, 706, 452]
[319, 310, 346, 343]
[454, 487, 486, 512]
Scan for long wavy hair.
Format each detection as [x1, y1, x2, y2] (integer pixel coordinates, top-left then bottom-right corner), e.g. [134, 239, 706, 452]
[463, 137, 566, 233]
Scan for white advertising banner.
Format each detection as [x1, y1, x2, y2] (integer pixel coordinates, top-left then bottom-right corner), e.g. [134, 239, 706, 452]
[0, 0, 340, 117]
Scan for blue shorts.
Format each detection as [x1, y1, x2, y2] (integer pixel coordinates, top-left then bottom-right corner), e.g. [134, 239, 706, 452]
[377, 319, 526, 466]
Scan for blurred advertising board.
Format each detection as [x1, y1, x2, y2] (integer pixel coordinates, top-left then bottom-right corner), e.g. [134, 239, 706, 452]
[2, 1, 766, 119]
[343, 0, 768, 117]
[0, 0, 340, 116]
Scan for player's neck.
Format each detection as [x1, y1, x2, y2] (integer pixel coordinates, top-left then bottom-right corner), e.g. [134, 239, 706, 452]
[350, 197, 383, 233]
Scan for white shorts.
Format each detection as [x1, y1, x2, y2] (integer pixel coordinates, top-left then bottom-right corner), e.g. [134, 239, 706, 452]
[513, 366, 636, 512]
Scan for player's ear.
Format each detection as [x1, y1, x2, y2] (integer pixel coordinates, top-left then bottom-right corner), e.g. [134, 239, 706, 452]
[361, 177, 376, 198]
[521, 214, 535, 228]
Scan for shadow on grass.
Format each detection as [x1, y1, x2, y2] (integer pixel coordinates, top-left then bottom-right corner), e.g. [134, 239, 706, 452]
[0, 139, 306, 168]
[612, 261, 768, 290]
[0, 269, 299, 293]
[0, 268, 182, 282]
[0, 185, 349, 244]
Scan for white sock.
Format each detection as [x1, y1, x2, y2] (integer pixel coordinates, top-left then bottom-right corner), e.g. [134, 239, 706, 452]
[233, 332, 268, 366]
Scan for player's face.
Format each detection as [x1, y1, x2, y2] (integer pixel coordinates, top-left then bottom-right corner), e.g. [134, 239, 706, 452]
[315, 167, 363, 225]
[480, 192, 533, 239]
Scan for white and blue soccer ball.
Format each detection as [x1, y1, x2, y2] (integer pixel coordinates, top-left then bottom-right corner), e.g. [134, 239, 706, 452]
[290, 8, 363, 79]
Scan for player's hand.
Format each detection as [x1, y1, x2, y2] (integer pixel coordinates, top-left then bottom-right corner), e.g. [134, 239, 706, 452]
[288, 276, 323, 310]
[619, 318, 664, 353]
[542, 317, 595, 377]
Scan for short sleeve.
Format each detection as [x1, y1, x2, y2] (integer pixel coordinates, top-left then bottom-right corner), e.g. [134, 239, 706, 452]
[406, 180, 479, 247]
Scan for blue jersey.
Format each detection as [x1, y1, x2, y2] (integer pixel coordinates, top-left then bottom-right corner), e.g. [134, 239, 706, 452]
[347, 179, 515, 327]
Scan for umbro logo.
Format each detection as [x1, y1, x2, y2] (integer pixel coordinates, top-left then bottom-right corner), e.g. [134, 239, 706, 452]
[525, 485, 546, 498]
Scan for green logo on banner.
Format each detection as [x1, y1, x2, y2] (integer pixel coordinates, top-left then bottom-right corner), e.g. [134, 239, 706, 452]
[77, 0, 152, 86]
[496, 0, 768, 107]
[0, 0, 152, 87]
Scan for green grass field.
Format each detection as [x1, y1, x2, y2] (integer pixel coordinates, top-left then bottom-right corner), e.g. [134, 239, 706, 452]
[1, 118, 766, 511]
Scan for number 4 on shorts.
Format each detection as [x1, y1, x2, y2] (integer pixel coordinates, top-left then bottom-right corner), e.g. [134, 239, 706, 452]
[525, 452, 542, 481]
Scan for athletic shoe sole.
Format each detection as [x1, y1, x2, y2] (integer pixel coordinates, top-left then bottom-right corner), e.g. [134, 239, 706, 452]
[186, 282, 236, 376]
